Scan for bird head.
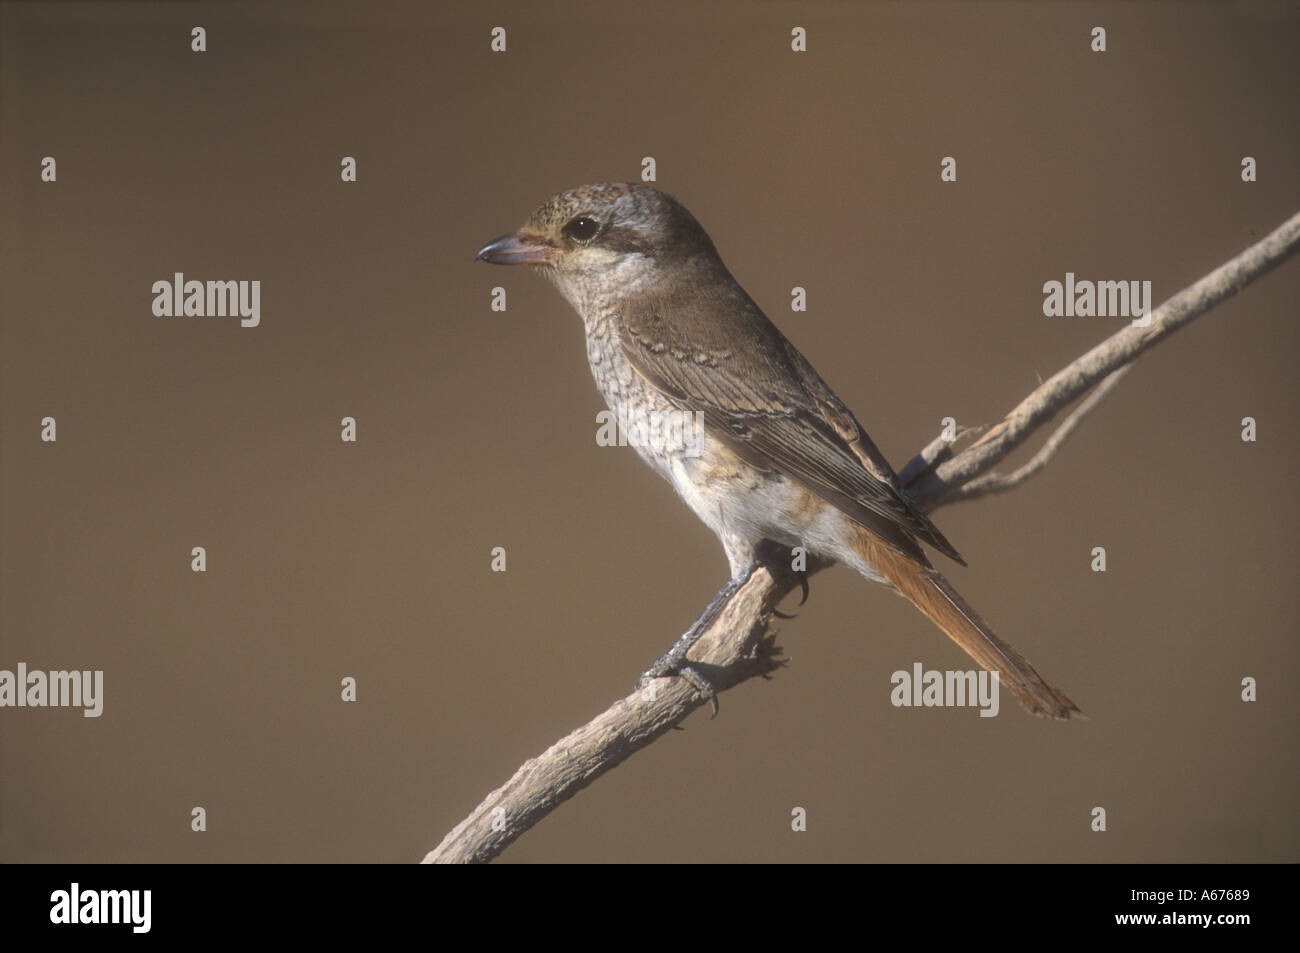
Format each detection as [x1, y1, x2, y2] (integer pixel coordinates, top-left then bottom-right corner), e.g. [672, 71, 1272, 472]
[474, 183, 719, 307]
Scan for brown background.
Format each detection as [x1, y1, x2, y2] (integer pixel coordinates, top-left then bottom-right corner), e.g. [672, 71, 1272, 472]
[1, 1, 1296, 863]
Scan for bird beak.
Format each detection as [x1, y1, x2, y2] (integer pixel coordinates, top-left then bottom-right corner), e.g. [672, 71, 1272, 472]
[474, 230, 555, 266]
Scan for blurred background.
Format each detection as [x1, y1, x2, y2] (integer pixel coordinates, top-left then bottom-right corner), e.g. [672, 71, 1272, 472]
[1, 0, 1296, 862]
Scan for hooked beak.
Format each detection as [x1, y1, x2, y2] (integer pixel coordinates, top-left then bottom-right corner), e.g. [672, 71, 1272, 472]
[474, 230, 555, 266]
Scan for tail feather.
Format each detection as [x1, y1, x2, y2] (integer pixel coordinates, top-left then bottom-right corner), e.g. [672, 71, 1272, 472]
[856, 532, 1083, 720]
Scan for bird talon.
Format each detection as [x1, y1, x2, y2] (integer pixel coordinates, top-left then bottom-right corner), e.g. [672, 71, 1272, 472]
[773, 569, 811, 618]
[677, 665, 719, 717]
[637, 659, 719, 716]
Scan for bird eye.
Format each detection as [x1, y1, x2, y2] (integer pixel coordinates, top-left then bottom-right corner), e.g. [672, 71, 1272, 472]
[563, 216, 601, 243]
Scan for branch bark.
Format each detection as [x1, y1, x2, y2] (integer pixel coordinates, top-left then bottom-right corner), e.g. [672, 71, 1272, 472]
[423, 209, 1300, 864]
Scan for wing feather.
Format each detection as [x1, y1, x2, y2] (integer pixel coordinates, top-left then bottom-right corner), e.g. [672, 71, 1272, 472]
[618, 291, 964, 565]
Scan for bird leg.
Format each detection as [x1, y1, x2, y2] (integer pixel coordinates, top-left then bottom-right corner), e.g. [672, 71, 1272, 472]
[637, 564, 756, 716]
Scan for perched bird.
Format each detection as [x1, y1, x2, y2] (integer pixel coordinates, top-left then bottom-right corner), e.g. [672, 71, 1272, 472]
[476, 183, 1081, 719]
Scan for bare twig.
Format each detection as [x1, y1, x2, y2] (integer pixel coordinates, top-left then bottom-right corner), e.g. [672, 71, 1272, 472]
[906, 210, 1300, 507]
[896, 423, 985, 486]
[423, 546, 810, 864]
[423, 209, 1300, 864]
[927, 365, 1132, 504]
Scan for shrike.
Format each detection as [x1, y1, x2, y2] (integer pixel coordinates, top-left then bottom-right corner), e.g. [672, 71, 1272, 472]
[477, 183, 1080, 719]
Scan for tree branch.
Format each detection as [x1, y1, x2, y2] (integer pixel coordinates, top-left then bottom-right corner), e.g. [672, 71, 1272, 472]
[923, 365, 1132, 505]
[423, 209, 1300, 864]
[905, 210, 1300, 506]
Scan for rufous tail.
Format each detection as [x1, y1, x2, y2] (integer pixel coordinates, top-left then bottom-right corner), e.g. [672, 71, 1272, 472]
[856, 531, 1083, 720]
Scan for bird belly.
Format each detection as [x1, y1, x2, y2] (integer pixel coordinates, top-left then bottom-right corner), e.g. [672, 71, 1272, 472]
[581, 317, 888, 584]
[668, 438, 890, 586]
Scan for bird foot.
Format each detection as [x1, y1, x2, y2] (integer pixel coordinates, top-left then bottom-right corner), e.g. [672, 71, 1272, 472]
[637, 657, 718, 717]
[634, 566, 756, 718]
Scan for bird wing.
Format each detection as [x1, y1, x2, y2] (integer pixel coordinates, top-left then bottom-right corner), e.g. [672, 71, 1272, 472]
[617, 286, 964, 565]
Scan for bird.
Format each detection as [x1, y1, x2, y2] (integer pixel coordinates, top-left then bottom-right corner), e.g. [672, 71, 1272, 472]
[475, 182, 1081, 719]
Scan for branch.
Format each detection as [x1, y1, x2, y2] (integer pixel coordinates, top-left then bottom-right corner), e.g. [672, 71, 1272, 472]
[423, 543, 815, 864]
[919, 365, 1132, 504]
[423, 209, 1300, 864]
[905, 210, 1300, 506]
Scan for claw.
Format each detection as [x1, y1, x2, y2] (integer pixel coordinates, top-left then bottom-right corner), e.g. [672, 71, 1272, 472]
[637, 665, 719, 717]
[680, 666, 719, 717]
[773, 572, 810, 619]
